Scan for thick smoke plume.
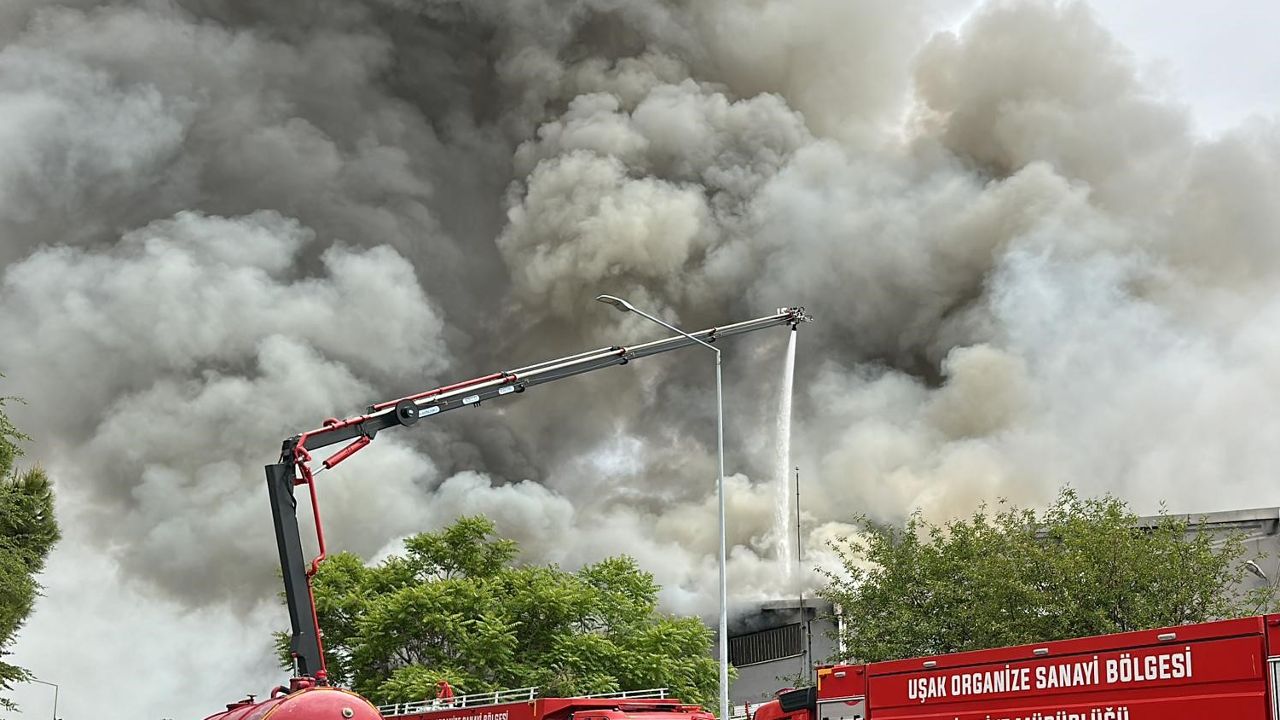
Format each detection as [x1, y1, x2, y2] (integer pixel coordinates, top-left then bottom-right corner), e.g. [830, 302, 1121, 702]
[2, 1, 1279, 718]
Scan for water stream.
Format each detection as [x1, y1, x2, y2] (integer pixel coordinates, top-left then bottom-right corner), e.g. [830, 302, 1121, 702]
[775, 328, 797, 583]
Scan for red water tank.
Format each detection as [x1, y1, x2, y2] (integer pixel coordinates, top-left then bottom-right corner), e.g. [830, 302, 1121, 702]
[203, 685, 382, 720]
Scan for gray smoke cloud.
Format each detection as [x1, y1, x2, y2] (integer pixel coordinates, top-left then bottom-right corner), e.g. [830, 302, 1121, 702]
[3, 0, 1280, 718]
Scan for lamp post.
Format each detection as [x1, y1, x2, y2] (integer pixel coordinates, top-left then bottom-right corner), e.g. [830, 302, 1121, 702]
[29, 678, 57, 720]
[595, 294, 730, 720]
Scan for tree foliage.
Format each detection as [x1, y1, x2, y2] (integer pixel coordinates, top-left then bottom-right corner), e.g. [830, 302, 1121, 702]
[0, 389, 60, 711]
[283, 516, 720, 708]
[820, 488, 1268, 663]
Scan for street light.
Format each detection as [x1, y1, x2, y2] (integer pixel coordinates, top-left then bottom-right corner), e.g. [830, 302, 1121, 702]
[595, 294, 731, 720]
[29, 678, 58, 720]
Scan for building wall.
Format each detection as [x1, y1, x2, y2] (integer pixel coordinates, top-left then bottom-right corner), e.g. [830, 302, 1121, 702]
[1135, 506, 1280, 603]
[725, 599, 838, 709]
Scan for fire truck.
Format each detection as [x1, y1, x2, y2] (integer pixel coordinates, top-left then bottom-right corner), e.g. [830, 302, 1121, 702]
[199, 306, 812, 720]
[751, 614, 1280, 720]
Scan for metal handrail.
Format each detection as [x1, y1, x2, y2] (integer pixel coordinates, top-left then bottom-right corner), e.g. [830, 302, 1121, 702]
[379, 687, 539, 716]
[581, 688, 669, 700]
[379, 687, 671, 717]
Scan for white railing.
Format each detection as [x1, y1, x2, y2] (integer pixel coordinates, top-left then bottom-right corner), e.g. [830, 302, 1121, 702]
[380, 686, 539, 717]
[379, 687, 671, 718]
[581, 688, 669, 700]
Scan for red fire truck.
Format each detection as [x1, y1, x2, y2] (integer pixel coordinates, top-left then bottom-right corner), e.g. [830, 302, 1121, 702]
[752, 614, 1280, 720]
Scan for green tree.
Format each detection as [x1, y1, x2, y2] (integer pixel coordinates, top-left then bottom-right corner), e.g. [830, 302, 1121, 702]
[0, 389, 60, 712]
[283, 516, 721, 709]
[820, 488, 1267, 663]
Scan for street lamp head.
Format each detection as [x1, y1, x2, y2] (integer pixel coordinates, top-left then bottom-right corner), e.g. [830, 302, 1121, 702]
[595, 294, 634, 313]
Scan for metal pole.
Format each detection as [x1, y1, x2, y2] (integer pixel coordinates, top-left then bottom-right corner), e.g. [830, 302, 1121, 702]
[715, 353, 729, 720]
[605, 302, 730, 719]
[796, 465, 812, 685]
[794, 465, 803, 682]
[30, 678, 57, 720]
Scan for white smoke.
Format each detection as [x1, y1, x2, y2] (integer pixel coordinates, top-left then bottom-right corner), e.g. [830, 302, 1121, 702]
[3, 0, 1280, 718]
[1, 209, 448, 600]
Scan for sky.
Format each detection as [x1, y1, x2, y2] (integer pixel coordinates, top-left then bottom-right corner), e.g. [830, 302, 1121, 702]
[6, 2, 1280, 719]
[1088, 1, 1280, 135]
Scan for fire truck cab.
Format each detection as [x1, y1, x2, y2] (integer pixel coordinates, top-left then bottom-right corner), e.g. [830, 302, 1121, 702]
[754, 614, 1280, 720]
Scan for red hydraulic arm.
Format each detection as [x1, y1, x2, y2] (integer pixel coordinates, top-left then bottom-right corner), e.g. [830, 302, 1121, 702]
[266, 307, 812, 684]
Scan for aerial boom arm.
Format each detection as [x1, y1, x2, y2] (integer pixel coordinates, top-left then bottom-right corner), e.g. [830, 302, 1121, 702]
[288, 308, 811, 456]
[266, 306, 811, 682]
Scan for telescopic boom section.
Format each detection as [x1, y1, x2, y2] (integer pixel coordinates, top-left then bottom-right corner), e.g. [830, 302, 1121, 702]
[265, 307, 812, 682]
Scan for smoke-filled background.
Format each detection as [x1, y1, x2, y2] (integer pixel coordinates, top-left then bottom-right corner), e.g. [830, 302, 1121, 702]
[3, 0, 1280, 717]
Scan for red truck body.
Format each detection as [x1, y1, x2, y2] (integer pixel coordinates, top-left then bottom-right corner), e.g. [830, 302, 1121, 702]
[755, 614, 1280, 720]
[202, 685, 382, 720]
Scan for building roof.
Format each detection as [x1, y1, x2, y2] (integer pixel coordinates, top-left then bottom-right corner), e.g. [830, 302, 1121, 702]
[1134, 506, 1280, 533]
[753, 598, 834, 612]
